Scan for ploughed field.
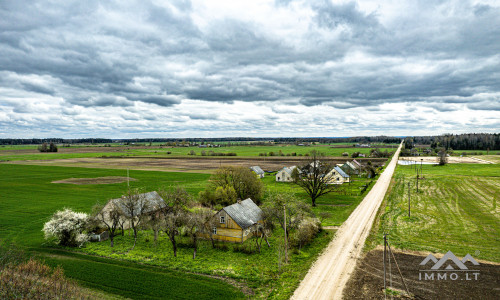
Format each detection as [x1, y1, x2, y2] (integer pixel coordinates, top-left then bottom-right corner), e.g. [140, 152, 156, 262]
[5, 156, 387, 173]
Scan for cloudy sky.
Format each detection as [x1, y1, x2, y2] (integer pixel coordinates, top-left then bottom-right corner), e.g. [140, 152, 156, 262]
[1, 0, 499, 138]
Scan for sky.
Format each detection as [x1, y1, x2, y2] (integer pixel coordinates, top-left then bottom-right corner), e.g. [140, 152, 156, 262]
[1, 0, 499, 138]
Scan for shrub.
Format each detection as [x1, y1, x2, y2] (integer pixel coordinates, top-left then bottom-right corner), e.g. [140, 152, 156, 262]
[43, 208, 89, 247]
[342, 152, 349, 156]
[0, 258, 92, 299]
[290, 217, 321, 250]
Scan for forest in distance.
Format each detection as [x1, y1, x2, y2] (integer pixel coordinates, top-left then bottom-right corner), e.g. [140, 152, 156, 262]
[1, 133, 499, 150]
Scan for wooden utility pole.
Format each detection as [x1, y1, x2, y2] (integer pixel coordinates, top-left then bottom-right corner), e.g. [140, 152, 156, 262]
[408, 182, 411, 218]
[416, 169, 419, 193]
[127, 168, 129, 188]
[284, 204, 288, 264]
[383, 234, 387, 292]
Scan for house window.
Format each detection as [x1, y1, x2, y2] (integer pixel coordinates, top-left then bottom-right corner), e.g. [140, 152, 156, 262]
[337, 177, 340, 181]
[220, 216, 225, 223]
[277, 176, 281, 180]
[212, 227, 217, 235]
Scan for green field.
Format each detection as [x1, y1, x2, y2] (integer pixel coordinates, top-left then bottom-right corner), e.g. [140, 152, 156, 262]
[0, 164, 246, 299]
[0, 162, 377, 298]
[0, 143, 397, 161]
[366, 163, 500, 262]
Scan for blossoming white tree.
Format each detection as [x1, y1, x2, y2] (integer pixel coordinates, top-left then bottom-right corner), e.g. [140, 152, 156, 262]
[42, 208, 89, 247]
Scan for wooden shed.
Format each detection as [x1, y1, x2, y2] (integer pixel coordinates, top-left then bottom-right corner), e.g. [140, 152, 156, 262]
[212, 199, 263, 243]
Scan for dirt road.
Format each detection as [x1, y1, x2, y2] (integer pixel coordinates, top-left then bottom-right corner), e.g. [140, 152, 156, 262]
[292, 142, 402, 300]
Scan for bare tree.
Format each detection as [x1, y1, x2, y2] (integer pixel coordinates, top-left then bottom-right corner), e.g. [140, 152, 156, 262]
[293, 151, 338, 206]
[117, 189, 150, 250]
[160, 187, 191, 257]
[184, 207, 213, 259]
[147, 210, 164, 246]
[91, 201, 123, 248]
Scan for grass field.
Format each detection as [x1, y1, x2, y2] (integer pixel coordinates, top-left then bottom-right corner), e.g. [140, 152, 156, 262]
[0, 164, 245, 299]
[0, 163, 369, 298]
[0, 143, 397, 161]
[366, 163, 500, 262]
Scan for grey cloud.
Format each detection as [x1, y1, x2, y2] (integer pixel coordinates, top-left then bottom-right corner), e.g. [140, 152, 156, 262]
[467, 101, 500, 111]
[187, 112, 219, 120]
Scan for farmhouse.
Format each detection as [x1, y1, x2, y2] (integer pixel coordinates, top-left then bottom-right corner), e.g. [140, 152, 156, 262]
[250, 166, 265, 178]
[212, 199, 263, 243]
[276, 166, 297, 182]
[327, 166, 350, 184]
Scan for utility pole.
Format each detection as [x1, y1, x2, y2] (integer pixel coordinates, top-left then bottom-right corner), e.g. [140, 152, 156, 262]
[284, 204, 288, 264]
[416, 169, 419, 193]
[383, 233, 387, 292]
[127, 168, 129, 188]
[408, 182, 411, 218]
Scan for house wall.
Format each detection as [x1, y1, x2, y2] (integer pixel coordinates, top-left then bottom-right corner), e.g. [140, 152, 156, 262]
[327, 170, 349, 184]
[212, 210, 244, 243]
[276, 170, 293, 182]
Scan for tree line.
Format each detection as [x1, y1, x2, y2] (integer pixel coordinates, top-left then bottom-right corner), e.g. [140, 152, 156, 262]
[404, 133, 500, 150]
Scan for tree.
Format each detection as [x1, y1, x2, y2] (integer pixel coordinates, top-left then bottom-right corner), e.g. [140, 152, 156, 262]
[90, 201, 123, 248]
[160, 187, 191, 257]
[262, 193, 313, 243]
[184, 207, 214, 259]
[43, 208, 89, 247]
[293, 151, 338, 206]
[117, 189, 151, 250]
[437, 148, 448, 165]
[200, 166, 264, 206]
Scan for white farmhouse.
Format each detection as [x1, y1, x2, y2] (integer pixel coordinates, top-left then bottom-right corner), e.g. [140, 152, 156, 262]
[276, 166, 297, 182]
[326, 166, 350, 184]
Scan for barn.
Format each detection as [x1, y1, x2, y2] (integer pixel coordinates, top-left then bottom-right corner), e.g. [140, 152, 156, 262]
[212, 199, 263, 243]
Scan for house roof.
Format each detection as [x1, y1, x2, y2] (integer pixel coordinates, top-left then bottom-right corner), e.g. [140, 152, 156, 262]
[223, 199, 263, 229]
[334, 166, 350, 178]
[279, 166, 297, 175]
[250, 166, 264, 175]
[108, 191, 166, 218]
[352, 159, 362, 168]
[344, 161, 357, 170]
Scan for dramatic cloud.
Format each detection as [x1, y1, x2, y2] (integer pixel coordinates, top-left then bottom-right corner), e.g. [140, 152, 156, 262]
[0, 0, 499, 138]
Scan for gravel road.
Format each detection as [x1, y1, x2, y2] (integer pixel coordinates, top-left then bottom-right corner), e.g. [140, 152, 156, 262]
[291, 142, 403, 300]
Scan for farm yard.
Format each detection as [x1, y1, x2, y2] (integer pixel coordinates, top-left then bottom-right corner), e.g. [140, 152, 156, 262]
[346, 163, 500, 299]
[0, 146, 382, 299]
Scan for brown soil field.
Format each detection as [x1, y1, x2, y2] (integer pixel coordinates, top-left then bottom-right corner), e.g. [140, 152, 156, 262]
[8, 157, 387, 173]
[52, 176, 137, 185]
[343, 249, 500, 299]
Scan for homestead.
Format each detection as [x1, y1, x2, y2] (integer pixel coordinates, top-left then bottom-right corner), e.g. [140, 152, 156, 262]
[327, 166, 350, 184]
[276, 166, 297, 182]
[211, 199, 263, 243]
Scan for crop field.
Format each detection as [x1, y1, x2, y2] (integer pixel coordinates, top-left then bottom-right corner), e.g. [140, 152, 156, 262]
[0, 164, 246, 299]
[0, 143, 396, 161]
[367, 163, 500, 262]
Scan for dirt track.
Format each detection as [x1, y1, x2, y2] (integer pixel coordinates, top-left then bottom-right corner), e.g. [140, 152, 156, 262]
[292, 142, 403, 300]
